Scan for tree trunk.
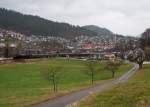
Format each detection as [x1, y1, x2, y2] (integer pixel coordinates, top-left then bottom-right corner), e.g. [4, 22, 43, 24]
[55, 82, 58, 92]
[52, 77, 56, 92]
[5, 45, 9, 58]
[91, 72, 94, 85]
[139, 63, 143, 69]
[112, 71, 115, 78]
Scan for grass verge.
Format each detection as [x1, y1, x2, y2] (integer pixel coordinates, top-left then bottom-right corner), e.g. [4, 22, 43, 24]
[78, 64, 150, 107]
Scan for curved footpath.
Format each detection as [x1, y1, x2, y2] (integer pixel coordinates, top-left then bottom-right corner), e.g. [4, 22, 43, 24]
[30, 63, 139, 107]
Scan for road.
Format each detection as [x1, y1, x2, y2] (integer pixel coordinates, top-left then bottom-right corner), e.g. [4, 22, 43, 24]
[30, 63, 139, 107]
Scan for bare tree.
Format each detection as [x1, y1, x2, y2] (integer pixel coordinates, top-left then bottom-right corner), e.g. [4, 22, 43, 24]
[4, 35, 12, 57]
[105, 59, 122, 78]
[127, 48, 145, 69]
[140, 29, 150, 60]
[84, 61, 99, 85]
[42, 66, 63, 92]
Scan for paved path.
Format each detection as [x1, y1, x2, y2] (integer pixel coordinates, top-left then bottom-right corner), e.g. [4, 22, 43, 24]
[30, 63, 139, 107]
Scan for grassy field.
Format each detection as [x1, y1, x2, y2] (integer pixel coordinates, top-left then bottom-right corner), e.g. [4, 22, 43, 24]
[0, 58, 132, 107]
[79, 64, 150, 107]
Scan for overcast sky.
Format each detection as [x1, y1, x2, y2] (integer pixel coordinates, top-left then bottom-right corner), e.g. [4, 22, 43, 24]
[0, 0, 150, 36]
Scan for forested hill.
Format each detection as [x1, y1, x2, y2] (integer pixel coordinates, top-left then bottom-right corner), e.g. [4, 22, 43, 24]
[82, 25, 114, 38]
[0, 8, 97, 38]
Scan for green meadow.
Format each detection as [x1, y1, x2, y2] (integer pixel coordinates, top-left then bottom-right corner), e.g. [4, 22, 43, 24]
[0, 58, 132, 107]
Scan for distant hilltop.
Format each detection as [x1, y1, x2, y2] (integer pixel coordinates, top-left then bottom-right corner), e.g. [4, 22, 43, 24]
[82, 25, 113, 38]
[0, 8, 97, 39]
